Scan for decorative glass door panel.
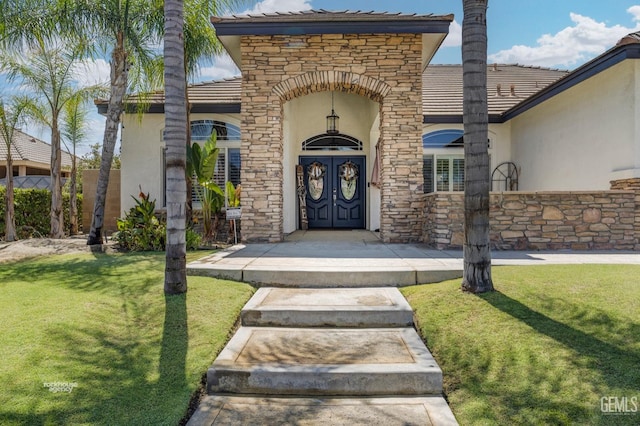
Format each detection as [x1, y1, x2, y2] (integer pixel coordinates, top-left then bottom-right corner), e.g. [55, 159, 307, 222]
[299, 156, 365, 229]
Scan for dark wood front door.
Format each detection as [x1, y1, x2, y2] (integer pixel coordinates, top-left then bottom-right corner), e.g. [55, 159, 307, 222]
[300, 156, 365, 229]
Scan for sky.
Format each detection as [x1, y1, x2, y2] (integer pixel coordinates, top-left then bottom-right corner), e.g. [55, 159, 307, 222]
[5, 0, 640, 155]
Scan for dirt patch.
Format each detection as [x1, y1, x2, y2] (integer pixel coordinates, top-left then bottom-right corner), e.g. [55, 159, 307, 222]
[0, 237, 116, 264]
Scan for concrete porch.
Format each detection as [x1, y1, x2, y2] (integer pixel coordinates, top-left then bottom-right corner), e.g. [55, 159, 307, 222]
[187, 230, 464, 286]
[186, 229, 640, 286]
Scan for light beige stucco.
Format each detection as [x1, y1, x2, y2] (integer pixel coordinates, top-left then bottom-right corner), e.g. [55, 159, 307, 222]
[510, 60, 640, 190]
[120, 112, 241, 214]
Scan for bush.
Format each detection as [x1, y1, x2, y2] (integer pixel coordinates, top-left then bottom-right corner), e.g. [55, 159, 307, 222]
[115, 191, 201, 252]
[0, 187, 82, 238]
[186, 228, 202, 250]
[115, 192, 165, 251]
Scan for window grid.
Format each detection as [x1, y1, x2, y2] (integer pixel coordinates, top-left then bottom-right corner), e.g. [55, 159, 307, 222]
[423, 155, 465, 193]
[452, 158, 465, 192]
[436, 158, 450, 192]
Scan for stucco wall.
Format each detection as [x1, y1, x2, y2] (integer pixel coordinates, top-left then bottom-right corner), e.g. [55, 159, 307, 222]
[511, 60, 639, 191]
[119, 112, 240, 214]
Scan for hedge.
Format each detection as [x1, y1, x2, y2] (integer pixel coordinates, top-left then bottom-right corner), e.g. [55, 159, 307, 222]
[0, 187, 82, 238]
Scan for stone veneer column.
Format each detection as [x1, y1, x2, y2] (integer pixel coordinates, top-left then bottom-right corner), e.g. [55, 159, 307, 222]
[240, 33, 424, 243]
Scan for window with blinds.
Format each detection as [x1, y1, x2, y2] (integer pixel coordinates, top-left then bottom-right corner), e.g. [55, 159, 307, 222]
[423, 155, 465, 193]
[162, 120, 241, 207]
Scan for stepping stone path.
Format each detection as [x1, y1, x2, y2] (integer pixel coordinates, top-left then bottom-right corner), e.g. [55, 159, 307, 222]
[188, 286, 458, 425]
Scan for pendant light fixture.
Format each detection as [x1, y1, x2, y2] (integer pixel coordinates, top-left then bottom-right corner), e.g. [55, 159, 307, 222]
[326, 91, 339, 135]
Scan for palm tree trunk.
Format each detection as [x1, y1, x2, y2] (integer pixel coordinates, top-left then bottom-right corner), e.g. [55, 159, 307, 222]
[461, 0, 494, 293]
[50, 120, 65, 238]
[164, 0, 188, 294]
[5, 153, 17, 242]
[69, 154, 78, 235]
[87, 34, 128, 245]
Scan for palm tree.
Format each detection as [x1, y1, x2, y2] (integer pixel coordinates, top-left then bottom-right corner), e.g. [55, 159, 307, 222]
[164, 0, 188, 294]
[0, 96, 29, 242]
[60, 0, 166, 245]
[61, 95, 90, 235]
[461, 0, 494, 293]
[0, 36, 103, 238]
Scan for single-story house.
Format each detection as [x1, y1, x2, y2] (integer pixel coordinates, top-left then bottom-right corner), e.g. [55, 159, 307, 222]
[111, 10, 640, 246]
[0, 129, 73, 189]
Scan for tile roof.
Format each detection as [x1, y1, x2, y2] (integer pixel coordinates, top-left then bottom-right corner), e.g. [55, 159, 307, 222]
[0, 129, 73, 167]
[211, 9, 454, 24]
[423, 64, 569, 116]
[127, 64, 568, 118]
[137, 77, 242, 106]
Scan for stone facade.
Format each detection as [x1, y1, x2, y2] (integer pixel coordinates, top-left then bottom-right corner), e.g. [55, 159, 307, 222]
[240, 33, 424, 242]
[424, 188, 640, 251]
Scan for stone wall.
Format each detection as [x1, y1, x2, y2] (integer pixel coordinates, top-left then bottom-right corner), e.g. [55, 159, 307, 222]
[424, 187, 640, 250]
[240, 33, 424, 242]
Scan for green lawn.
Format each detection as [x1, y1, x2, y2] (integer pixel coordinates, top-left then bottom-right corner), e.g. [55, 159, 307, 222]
[402, 264, 640, 426]
[0, 251, 254, 425]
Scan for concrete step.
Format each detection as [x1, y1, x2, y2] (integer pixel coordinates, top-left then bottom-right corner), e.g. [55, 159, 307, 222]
[187, 395, 459, 426]
[242, 287, 414, 327]
[207, 327, 442, 396]
[186, 245, 463, 287]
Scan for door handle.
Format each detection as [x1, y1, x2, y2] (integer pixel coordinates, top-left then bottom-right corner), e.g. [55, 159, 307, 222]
[333, 188, 337, 205]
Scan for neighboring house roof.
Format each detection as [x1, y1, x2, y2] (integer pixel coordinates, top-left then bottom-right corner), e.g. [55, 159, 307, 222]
[423, 64, 569, 122]
[0, 129, 73, 168]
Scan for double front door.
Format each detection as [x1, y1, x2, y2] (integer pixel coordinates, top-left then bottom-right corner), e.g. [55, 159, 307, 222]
[300, 156, 365, 229]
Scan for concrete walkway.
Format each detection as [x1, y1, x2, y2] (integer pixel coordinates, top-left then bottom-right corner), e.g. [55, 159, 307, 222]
[188, 230, 640, 286]
[188, 286, 458, 426]
[186, 230, 640, 425]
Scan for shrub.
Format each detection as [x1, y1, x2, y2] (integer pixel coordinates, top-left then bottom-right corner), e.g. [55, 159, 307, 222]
[186, 228, 202, 250]
[115, 192, 165, 251]
[0, 187, 81, 238]
[115, 191, 201, 252]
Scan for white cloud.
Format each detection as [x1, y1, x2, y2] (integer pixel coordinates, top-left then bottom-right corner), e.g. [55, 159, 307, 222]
[240, 0, 312, 15]
[441, 20, 462, 47]
[197, 54, 241, 81]
[489, 7, 640, 68]
[72, 58, 111, 87]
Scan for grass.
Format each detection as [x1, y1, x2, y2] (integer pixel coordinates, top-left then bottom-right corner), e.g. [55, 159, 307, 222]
[0, 251, 254, 425]
[402, 264, 640, 426]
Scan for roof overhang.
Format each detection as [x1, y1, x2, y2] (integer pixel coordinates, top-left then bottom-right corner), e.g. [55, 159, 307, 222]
[211, 11, 454, 71]
[502, 43, 640, 121]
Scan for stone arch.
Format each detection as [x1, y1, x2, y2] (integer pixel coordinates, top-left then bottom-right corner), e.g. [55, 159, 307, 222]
[272, 71, 392, 102]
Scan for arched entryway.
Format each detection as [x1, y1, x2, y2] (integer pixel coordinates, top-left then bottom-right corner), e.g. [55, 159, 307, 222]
[281, 90, 379, 233]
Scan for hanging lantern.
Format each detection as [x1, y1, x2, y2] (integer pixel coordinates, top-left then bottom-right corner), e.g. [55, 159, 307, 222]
[326, 92, 339, 135]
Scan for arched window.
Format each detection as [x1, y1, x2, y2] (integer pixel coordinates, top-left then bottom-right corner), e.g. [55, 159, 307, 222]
[422, 129, 464, 148]
[302, 134, 363, 151]
[423, 129, 465, 193]
[163, 120, 241, 207]
[190, 120, 240, 141]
